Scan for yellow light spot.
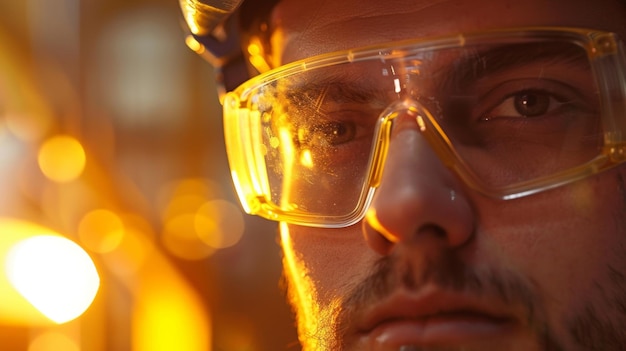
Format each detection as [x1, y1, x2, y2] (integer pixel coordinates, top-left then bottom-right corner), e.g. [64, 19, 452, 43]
[133, 255, 210, 351]
[365, 208, 398, 243]
[247, 42, 262, 56]
[78, 209, 125, 253]
[38, 135, 86, 182]
[28, 332, 79, 351]
[246, 38, 271, 73]
[185, 35, 205, 54]
[300, 149, 313, 169]
[269, 136, 280, 148]
[195, 200, 244, 249]
[416, 115, 427, 132]
[5, 235, 100, 324]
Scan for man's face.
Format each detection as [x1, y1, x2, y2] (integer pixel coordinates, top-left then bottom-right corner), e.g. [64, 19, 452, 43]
[267, 0, 626, 350]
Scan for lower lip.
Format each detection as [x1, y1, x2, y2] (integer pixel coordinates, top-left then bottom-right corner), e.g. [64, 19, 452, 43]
[368, 315, 515, 348]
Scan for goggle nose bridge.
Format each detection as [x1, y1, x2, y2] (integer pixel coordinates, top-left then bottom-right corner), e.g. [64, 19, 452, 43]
[368, 98, 460, 188]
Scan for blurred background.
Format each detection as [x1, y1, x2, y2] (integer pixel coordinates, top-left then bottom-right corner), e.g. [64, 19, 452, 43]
[0, 0, 298, 350]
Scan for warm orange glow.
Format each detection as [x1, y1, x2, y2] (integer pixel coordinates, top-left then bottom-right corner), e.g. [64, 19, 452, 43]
[214, 315, 255, 351]
[247, 42, 262, 56]
[279, 127, 296, 207]
[162, 214, 216, 260]
[78, 209, 125, 253]
[6, 235, 100, 324]
[4, 111, 52, 142]
[364, 208, 398, 243]
[0, 219, 99, 325]
[171, 177, 222, 197]
[101, 225, 151, 277]
[300, 149, 313, 168]
[185, 34, 205, 54]
[280, 223, 319, 347]
[38, 135, 86, 182]
[133, 254, 211, 351]
[159, 178, 245, 258]
[181, 3, 203, 35]
[28, 332, 79, 351]
[162, 194, 207, 221]
[247, 38, 271, 73]
[195, 199, 244, 249]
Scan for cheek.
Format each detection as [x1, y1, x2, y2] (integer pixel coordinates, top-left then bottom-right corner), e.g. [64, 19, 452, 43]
[280, 224, 372, 304]
[474, 170, 626, 306]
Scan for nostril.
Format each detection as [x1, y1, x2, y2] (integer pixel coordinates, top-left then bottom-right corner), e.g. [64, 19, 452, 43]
[417, 223, 447, 239]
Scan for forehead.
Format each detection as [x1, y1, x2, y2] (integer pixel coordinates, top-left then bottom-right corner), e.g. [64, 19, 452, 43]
[269, 0, 626, 64]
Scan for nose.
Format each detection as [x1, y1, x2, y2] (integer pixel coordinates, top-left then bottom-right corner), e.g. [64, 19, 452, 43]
[362, 107, 476, 256]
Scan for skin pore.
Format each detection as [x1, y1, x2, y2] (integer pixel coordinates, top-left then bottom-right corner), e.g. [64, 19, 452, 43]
[266, 0, 626, 350]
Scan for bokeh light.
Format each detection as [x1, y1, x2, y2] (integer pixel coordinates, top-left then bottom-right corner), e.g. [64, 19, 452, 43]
[184, 35, 204, 54]
[78, 209, 125, 253]
[214, 314, 255, 351]
[0, 0, 296, 349]
[4, 111, 52, 143]
[37, 135, 86, 183]
[28, 332, 79, 351]
[101, 221, 153, 277]
[159, 177, 246, 259]
[196, 199, 244, 249]
[5, 235, 100, 324]
[162, 213, 216, 260]
[133, 255, 210, 351]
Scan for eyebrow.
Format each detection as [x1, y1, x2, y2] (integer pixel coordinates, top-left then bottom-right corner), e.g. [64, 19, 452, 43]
[283, 71, 392, 107]
[279, 41, 592, 108]
[433, 42, 590, 91]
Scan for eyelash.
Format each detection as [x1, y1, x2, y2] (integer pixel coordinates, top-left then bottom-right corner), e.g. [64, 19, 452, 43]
[481, 89, 566, 120]
[471, 78, 590, 122]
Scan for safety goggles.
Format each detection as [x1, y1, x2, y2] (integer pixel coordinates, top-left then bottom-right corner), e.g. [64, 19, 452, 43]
[222, 27, 626, 228]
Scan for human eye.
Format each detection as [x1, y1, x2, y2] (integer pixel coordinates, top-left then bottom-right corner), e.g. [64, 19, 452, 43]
[477, 79, 595, 122]
[298, 109, 375, 148]
[286, 85, 385, 148]
[485, 89, 562, 119]
[308, 118, 357, 146]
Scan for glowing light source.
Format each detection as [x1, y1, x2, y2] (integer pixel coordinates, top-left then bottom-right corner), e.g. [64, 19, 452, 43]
[184, 35, 204, 54]
[5, 234, 100, 324]
[247, 38, 271, 73]
[416, 115, 427, 132]
[38, 135, 86, 182]
[394, 78, 401, 94]
[300, 149, 313, 168]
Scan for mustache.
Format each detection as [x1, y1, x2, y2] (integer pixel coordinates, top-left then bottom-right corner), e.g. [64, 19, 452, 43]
[341, 252, 539, 315]
[335, 250, 560, 350]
